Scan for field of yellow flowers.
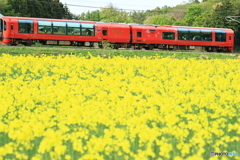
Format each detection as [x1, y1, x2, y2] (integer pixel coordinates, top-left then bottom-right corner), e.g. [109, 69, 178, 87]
[0, 53, 239, 160]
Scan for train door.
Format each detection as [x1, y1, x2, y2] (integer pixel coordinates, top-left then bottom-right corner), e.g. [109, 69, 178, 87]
[10, 23, 14, 37]
[102, 27, 108, 41]
[228, 34, 234, 45]
[136, 30, 142, 43]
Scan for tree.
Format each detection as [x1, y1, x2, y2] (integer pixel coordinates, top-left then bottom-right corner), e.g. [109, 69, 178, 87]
[167, 3, 190, 23]
[6, 0, 72, 19]
[144, 14, 175, 25]
[79, 12, 86, 20]
[86, 10, 101, 21]
[0, 0, 16, 16]
[100, 4, 119, 22]
[129, 11, 146, 24]
[0, 0, 7, 14]
[100, 4, 131, 23]
[188, 0, 200, 3]
[62, 3, 73, 19]
[78, 10, 100, 21]
[27, 0, 44, 18]
[183, 4, 202, 26]
[203, 0, 239, 49]
[205, 0, 237, 29]
[7, 0, 29, 16]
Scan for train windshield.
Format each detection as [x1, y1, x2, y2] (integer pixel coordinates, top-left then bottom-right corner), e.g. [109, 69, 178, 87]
[0, 19, 3, 41]
[0, 19, 3, 32]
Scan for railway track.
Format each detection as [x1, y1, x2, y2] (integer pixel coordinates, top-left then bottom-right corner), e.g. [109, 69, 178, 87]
[0, 44, 239, 55]
[0, 45, 240, 54]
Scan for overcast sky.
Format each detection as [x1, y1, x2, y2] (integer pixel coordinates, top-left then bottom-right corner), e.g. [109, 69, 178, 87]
[60, 0, 203, 15]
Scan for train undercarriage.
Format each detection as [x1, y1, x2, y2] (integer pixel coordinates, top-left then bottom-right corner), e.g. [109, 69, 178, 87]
[8, 38, 231, 52]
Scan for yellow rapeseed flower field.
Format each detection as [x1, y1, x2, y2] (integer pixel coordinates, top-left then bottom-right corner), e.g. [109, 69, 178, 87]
[0, 53, 239, 160]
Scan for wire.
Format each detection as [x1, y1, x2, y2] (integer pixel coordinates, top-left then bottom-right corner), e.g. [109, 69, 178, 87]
[24, 0, 184, 13]
[24, 0, 239, 15]
[226, 16, 240, 24]
[65, 3, 144, 12]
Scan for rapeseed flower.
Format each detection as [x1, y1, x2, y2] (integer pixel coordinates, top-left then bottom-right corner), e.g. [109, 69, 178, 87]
[0, 54, 239, 159]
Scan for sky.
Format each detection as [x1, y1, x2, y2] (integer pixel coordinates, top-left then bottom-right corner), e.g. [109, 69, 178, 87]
[60, 0, 203, 15]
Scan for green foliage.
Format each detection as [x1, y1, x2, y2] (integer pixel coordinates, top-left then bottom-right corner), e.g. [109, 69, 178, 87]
[101, 41, 114, 49]
[145, 14, 175, 25]
[7, 0, 28, 16]
[3, 0, 73, 19]
[183, 5, 202, 26]
[0, 0, 7, 13]
[129, 11, 146, 24]
[0, 0, 15, 16]
[0, 46, 238, 59]
[79, 10, 101, 21]
[100, 4, 131, 23]
[205, 0, 237, 28]
[33, 42, 43, 47]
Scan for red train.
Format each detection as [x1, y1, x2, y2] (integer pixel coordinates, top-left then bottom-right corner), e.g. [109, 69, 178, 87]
[0, 16, 234, 52]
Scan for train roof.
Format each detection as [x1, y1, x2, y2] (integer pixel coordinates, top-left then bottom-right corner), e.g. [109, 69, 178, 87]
[0, 16, 234, 32]
[0, 16, 95, 24]
[171, 25, 234, 31]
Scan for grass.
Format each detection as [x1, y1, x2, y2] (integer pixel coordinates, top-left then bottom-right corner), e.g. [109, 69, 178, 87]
[0, 45, 239, 59]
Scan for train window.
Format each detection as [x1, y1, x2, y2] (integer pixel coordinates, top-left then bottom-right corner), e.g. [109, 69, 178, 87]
[201, 29, 212, 41]
[82, 28, 94, 36]
[81, 23, 94, 36]
[178, 28, 190, 40]
[67, 22, 80, 28]
[163, 32, 175, 40]
[53, 22, 66, 27]
[18, 19, 33, 34]
[4, 21, 6, 30]
[67, 28, 80, 35]
[67, 22, 81, 35]
[189, 29, 201, 40]
[215, 30, 226, 42]
[38, 21, 52, 26]
[52, 22, 66, 35]
[137, 32, 142, 37]
[82, 23, 94, 28]
[178, 28, 212, 41]
[38, 21, 52, 34]
[11, 24, 14, 30]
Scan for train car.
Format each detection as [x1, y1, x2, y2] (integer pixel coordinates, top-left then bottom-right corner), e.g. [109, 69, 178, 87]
[0, 16, 97, 46]
[0, 16, 131, 48]
[130, 25, 234, 52]
[0, 16, 235, 52]
[130, 24, 176, 49]
[95, 22, 131, 48]
[173, 26, 234, 52]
